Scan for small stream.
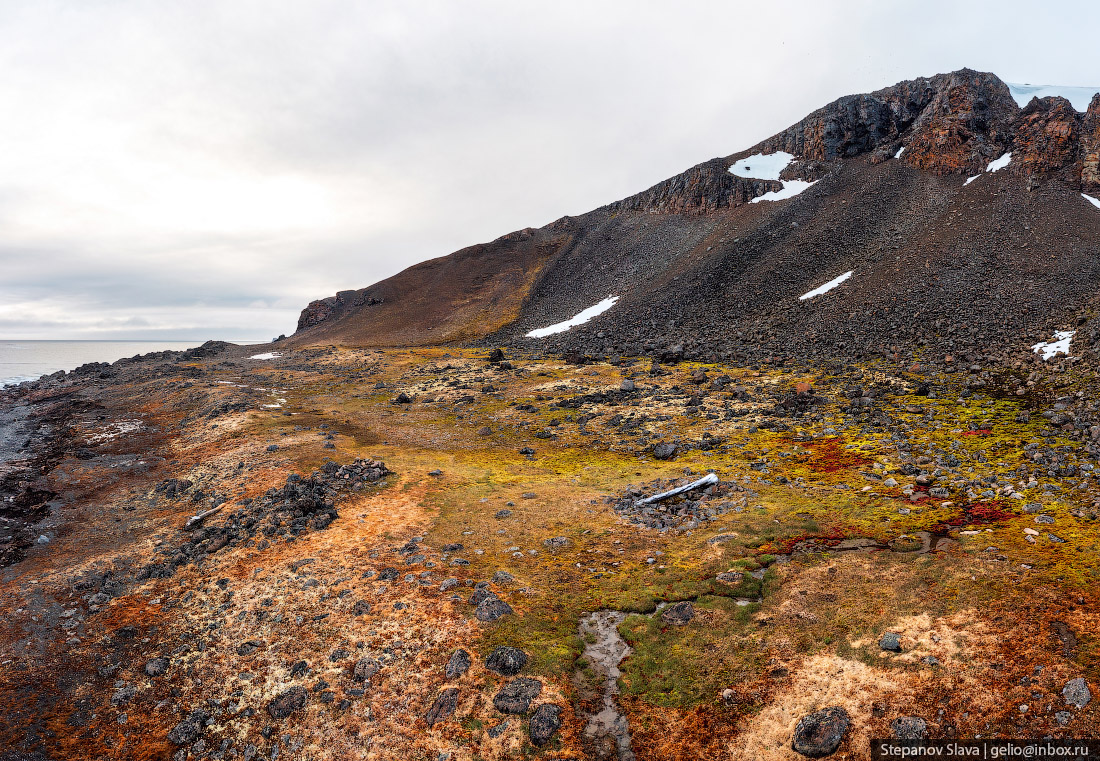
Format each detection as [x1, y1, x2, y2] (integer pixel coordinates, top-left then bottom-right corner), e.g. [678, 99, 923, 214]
[578, 610, 635, 761]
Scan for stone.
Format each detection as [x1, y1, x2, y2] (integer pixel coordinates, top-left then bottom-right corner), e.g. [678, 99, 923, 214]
[661, 601, 694, 626]
[167, 718, 202, 746]
[528, 704, 562, 746]
[492, 678, 542, 714]
[620, 379, 636, 392]
[543, 536, 570, 549]
[890, 716, 927, 739]
[266, 686, 308, 719]
[144, 657, 169, 677]
[446, 648, 471, 679]
[394, 393, 412, 404]
[792, 706, 850, 757]
[352, 658, 381, 683]
[494, 510, 513, 519]
[425, 687, 459, 727]
[1063, 677, 1091, 708]
[485, 646, 528, 676]
[653, 442, 678, 460]
[879, 632, 902, 652]
[491, 570, 515, 585]
[475, 594, 513, 622]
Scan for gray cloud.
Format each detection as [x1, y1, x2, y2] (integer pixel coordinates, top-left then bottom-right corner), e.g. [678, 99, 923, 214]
[0, 0, 1097, 339]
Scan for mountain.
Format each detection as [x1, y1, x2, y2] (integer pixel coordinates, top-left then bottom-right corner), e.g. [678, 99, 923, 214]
[289, 69, 1100, 366]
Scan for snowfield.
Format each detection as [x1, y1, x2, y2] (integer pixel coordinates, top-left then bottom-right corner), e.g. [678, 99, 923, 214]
[1007, 82, 1100, 112]
[986, 153, 1012, 172]
[526, 296, 619, 338]
[729, 151, 794, 181]
[1033, 331, 1075, 360]
[730, 151, 815, 203]
[250, 352, 281, 360]
[799, 271, 853, 300]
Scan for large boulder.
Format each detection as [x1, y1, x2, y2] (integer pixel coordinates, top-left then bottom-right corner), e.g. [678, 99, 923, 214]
[792, 706, 850, 757]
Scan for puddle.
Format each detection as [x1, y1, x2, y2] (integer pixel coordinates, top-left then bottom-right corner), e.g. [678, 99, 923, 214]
[578, 610, 635, 761]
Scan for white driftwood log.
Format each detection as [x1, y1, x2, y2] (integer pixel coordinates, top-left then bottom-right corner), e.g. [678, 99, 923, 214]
[184, 503, 225, 530]
[635, 472, 718, 506]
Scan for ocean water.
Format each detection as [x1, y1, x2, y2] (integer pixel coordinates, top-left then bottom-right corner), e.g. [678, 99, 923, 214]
[0, 340, 207, 387]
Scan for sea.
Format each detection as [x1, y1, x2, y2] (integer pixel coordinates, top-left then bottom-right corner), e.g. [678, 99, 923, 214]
[0, 340, 211, 387]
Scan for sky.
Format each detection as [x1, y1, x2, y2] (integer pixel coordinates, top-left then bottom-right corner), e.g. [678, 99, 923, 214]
[1, 0, 1097, 341]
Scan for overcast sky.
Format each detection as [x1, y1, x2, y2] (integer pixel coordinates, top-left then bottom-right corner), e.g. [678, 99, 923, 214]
[1, 0, 1097, 341]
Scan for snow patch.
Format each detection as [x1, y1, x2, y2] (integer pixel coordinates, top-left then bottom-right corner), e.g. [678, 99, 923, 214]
[986, 152, 1012, 172]
[894, 147, 905, 159]
[964, 175, 979, 186]
[730, 151, 816, 204]
[1032, 331, 1075, 360]
[526, 296, 619, 338]
[1007, 82, 1100, 112]
[799, 271, 853, 301]
[250, 352, 281, 360]
[1083, 193, 1100, 210]
[729, 151, 794, 181]
[751, 179, 817, 203]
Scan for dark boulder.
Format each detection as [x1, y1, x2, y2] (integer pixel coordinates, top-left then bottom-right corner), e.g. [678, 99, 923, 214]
[266, 686, 308, 719]
[493, 678, 542, 714]
[446, 648, 471, 679]
[485, 646, 528, 676]
[529, 703, 563, 746]
[661, 601, 695, 626]
[425, 687, 460, 727]
[792, 706, 850, 757]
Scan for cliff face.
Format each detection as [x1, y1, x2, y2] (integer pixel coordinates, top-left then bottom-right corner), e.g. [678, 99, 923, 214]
[292, 69, 1100, 360]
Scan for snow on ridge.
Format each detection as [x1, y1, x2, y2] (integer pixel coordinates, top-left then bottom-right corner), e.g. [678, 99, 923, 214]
[751, 180, 817, 203]
[964, 175, 979, 186]
[986, 152, 1012, 172]
[799, 271, 853, 301]
[894, 147, 905, 159]
[730, 151, 816, 203]
[729, 152, 794, 181]
[250, 352, 281, 360]
[1033, 330, 1075, 360]
[1083, 193, 1100, 210]
[1007, 82, 1100, 112]
[526, 296, 619, 338]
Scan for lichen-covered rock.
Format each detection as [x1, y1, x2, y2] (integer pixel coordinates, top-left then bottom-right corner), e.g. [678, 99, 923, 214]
[528, 703, 563, 746]
[266, 686, 308, 719]
[492, 678, 542, 714]
[792, 706, 850, 757]
[425, 688, 459, 727]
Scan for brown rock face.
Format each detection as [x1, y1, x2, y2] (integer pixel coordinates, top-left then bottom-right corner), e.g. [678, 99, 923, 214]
[902, 70, 1018, 174]
[1082, 94, 1100, 192]
[608, 158, 781, 214]
[1013, 96, 1081, 176]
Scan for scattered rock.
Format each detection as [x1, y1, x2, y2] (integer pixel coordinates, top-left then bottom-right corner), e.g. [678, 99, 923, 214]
[653, 442, 678, 460]
[446, 649, 471, 679]
[475, 594, 513, 622]
[144, 657, 169, 677]
[1063, 677, 1091, 708]
[543, 537, 570, 549]
[266, 686, 308, 719]
[485, 646, 528, 675]
[425, 687, 459, 727]
[879, 632, 902, 652]
[661, 601, 695, 626]
[492, 678, 542, 714]
[792, 706, 850, 757]
[352, 658, 381, 683]
[891, 716, 927, 739]
[528, 704, 562, 746]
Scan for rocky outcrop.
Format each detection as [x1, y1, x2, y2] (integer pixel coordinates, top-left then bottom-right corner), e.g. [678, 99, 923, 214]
[607, 158, 781, 214]
[1081, 94, 1100, 192]
[1013, 96, 1082, 176]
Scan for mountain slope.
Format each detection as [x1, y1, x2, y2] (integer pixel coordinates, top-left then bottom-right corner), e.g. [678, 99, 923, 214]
[289, 69, 1100, 364]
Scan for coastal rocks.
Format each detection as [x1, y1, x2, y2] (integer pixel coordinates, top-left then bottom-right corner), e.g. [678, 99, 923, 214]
[493, 678, 542, 714]
[529, 704, 563, 746]
[485, 646, 528, 676]
[425, 688, 459, 727]
[792, 706, 850, 757]
[1063, 677, 1092, 708]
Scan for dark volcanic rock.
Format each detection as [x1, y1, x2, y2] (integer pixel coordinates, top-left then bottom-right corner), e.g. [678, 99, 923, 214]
[528, 703, 563, 746]
[352, 658, 381, 683]
[492, 677, 542, 714]
[879, 632, 902, 652]
[485, 646, 528, 676]
[266, 686, 308, 719]
[425, 687, 460, 727]
[446, 648, 471, 679]
[475, 594, 514, 622]
[891, 716, 928, 740]
[144, 657, 169, 677]
[661, 601, 695, 626]
[792, 706, 850, 757]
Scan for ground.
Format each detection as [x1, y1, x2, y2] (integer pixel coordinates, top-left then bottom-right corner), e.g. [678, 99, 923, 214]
[1, 345, 1098, 760]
